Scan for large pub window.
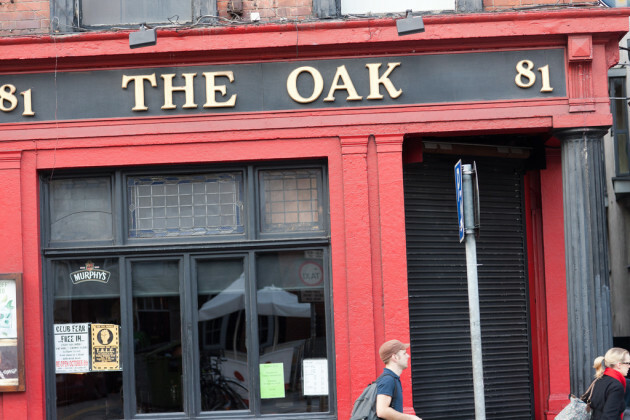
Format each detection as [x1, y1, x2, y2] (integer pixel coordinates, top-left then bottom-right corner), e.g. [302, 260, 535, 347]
[42, 162, 334, 420]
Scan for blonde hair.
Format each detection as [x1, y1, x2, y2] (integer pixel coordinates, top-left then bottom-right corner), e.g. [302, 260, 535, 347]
[593, 347, 630, 378]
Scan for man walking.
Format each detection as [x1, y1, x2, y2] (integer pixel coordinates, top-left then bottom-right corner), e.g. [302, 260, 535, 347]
[375, 339, 422, 420]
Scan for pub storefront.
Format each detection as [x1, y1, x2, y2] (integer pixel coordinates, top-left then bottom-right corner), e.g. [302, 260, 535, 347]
[0, 8, 628, 420]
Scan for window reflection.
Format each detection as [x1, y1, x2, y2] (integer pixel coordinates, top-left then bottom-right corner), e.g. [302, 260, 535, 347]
[53, 259, 122, 420]
[197, 259, 250, 412]
[131, 261, 182, 413]
[256, 250, 328, 414]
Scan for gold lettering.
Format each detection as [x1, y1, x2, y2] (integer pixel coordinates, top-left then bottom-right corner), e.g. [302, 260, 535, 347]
[121, 74, 157, 111]
[538, 65, 553, 93]
[515, 60, 536, 89]
[323, 65, 362, 102]
[286, 66, 324, 104]
[20, 89, 35, 116]
[366, 62, 402, 100]
[0, 84, 18, 112]
[202, 71, 237, 108]
[161, 73, 197, 110]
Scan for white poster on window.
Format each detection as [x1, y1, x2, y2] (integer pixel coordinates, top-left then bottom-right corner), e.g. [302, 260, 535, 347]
[303, 358, 329, 396]
[54, 323, 90, 373]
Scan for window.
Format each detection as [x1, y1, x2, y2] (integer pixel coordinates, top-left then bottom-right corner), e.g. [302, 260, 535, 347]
[340, 0, 454, 14]
[313, 0, 479, 18]
[610, 76, 630, 176]
[51, 0, 215, 32]
[81, 0, 191, 27]
[127, 172, 245, 238]
[42, 163, 334, 420]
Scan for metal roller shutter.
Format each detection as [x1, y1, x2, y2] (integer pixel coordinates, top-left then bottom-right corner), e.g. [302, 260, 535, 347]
[403, 153, 533, 420]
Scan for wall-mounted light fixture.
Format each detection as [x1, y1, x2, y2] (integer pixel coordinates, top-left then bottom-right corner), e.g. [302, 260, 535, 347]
[396, 10, 424, 36]
[129, 24, 157, 49]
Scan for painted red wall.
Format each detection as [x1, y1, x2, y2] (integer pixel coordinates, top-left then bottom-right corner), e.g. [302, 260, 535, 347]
[0, 10, 628, 419]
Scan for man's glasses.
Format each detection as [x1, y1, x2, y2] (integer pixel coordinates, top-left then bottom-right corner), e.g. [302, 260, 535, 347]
[619, 361, 630, 365]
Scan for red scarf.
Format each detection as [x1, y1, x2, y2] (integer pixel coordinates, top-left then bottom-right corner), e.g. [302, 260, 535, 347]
[604, 367, 627, 391]
[603, 368, 626, 420]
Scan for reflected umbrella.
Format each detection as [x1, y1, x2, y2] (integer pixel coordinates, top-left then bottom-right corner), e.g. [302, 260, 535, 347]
[198, 273, 311, 321]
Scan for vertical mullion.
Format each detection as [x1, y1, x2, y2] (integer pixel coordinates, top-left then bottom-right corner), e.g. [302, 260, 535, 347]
[320, 164, 329, 233]
[183, 254, 198, 416]
[43, 259, 57, 420]
[247, 252, 261, 415]
[323, 246, 336, 414]
[248, 166, 257, 240]
[114, 172, 124, 246]
[121, 257, 135, 419]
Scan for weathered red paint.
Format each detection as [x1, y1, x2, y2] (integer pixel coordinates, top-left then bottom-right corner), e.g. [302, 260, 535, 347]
[0, 8, 628, 419]
[540, 147, 571, 420]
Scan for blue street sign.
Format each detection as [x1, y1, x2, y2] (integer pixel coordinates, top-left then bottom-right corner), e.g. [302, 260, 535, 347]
[455, 160, 465, 243]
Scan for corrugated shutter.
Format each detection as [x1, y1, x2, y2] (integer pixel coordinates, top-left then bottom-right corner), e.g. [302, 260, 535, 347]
[404, 154, 533, 420]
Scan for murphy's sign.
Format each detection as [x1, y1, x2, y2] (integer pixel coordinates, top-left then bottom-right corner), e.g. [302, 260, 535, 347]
[0, 49, 566, 124]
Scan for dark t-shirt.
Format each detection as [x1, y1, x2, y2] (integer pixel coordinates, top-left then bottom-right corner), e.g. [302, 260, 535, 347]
[376, 368, 403, 413]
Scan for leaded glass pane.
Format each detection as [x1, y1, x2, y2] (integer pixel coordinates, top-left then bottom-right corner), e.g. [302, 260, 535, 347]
[260, 169, 323, 233]
[128, 173, 244, 238]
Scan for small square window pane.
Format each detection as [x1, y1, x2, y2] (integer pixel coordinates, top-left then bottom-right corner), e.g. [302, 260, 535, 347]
[207, 182, 219, 193]
[180, 195, 193, 206]
[179, 183, 192, 194]
[139, 208, 153, 219]
[181, 206, 193, 217]
[128, 173, 244, 238]
[260, 169, 324, 234]
[50, 177, 113, 243]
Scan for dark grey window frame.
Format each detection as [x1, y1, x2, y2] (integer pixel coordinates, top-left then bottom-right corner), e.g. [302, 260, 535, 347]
[42, 162, 335, 420]
[41, 162, 328, 248]
[51, 0, 216, 33]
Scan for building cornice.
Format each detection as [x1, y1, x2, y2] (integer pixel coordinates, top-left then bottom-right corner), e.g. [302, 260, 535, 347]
[0, 9, 628, 72]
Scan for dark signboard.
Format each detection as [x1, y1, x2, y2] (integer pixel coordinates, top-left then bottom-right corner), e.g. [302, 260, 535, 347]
[0, 49, 565, 124]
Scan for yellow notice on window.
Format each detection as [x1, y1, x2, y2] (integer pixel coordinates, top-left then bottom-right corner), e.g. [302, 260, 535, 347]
[91, 324, 121, 371]
[259, 363, 285, 399]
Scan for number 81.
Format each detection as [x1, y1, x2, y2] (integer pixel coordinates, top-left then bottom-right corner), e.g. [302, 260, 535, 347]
[515, 60, 554, 93]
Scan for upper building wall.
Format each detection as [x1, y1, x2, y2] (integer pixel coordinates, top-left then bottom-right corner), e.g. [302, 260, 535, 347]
[0, 0, 606, 37]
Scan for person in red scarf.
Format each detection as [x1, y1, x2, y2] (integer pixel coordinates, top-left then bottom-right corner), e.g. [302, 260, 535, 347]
[589, 347, 630, 420]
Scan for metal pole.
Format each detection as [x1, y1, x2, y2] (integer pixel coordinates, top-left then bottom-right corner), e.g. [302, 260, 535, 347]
[462, 164, 486, 420]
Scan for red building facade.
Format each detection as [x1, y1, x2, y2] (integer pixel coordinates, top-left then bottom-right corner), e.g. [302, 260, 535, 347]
[0, 8, 628, 420]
